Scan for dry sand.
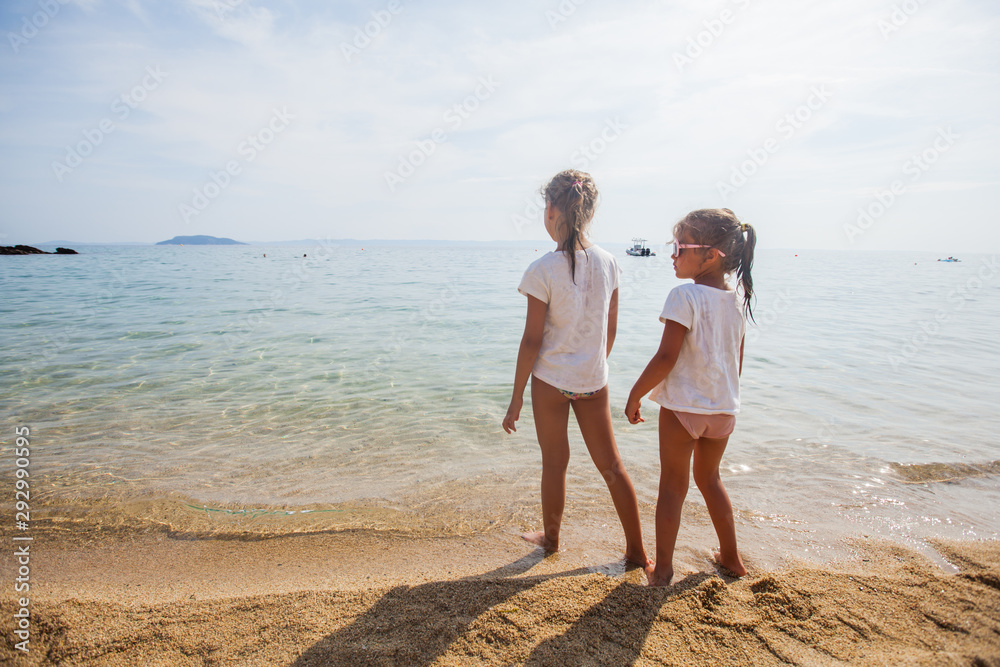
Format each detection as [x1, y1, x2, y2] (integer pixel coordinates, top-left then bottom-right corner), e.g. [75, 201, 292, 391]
[1, 525, 998, 666]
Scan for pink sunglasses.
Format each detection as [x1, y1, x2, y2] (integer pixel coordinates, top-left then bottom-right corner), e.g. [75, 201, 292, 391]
[670, 240, 726, 257]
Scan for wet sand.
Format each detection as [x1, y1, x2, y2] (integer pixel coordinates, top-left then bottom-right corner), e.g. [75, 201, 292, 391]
[1, 523, 998, 666]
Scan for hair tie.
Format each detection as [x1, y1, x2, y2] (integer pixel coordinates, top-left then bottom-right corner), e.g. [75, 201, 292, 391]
[571, 180, 583, 188]
[740, 223, 749, 232]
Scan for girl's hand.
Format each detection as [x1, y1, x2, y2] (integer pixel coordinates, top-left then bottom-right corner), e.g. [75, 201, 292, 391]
[625, 397, 644, 424]
[503, 397, 522, 433]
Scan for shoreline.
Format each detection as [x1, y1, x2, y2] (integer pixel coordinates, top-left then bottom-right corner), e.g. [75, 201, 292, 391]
[6, 488, 991, 585]
[1, 521, 998, 665]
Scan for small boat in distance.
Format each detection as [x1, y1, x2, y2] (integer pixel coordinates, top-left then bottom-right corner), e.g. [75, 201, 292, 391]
[626, 238, 655, 257]
[938, 256, 961, 262]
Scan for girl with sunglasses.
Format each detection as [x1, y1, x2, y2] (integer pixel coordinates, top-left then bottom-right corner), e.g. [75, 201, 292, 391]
[625, 208, 757, 586]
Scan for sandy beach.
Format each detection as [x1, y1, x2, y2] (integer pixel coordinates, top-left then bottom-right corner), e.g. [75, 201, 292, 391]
[1, 513, 998, 666]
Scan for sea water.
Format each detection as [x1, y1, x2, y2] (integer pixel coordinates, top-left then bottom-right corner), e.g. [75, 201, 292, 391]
[1, 244, 998, 567]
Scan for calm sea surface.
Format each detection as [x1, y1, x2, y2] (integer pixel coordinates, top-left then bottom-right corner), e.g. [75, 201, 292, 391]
[2, 244, 998, 567]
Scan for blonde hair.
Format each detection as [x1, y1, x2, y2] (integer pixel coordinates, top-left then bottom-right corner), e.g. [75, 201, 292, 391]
[542, 169, 598, 282]
[674, 208, 757, 321]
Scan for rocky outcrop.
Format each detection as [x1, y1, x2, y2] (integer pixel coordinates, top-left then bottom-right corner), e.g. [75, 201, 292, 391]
[0, 245, 78, 255]
[0, 245, 46, 255]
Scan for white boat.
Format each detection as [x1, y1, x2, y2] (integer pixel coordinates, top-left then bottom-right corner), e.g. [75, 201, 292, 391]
[938, 256, 961, 262]
[626, 238, 655, 256]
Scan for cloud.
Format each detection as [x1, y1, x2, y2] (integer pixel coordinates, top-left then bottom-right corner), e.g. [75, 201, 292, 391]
[0, 0, 997, 250]
[186, 0, 278, 48]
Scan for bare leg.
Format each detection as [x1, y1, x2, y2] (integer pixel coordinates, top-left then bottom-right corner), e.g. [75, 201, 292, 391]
[648, 408, 696, 587]
[524, 376, 571, 552]
[571, 386, 649, 568]
[692, 435, 747, 577]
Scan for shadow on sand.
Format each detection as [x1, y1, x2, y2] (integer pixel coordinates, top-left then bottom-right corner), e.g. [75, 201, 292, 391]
[290, 550, 716, 666]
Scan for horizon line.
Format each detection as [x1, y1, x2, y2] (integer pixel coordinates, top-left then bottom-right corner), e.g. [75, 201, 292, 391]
[15, 239, 988, 254]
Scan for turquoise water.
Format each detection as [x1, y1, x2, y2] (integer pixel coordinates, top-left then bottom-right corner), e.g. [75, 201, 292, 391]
[2, 244, 998, 565]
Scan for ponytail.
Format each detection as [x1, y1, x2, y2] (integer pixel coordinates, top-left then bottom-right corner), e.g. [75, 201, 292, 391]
[737, 222, 756, 323]
[542, 171, 598, 284]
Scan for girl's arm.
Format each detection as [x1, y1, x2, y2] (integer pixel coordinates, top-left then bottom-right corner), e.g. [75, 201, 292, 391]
[502, 295, 547, 434]
[624, 320, 687, 424]
[606, 288, 619, 357]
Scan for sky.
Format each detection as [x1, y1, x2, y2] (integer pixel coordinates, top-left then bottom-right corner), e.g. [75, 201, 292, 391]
[0, 0, 997, 251]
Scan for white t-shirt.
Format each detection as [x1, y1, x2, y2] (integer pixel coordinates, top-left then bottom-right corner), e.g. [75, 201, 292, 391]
[517, 245, 621, 393]
[649, 283, 746, 415]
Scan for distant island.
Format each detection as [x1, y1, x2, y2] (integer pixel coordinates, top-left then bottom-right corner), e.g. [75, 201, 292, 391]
[156, 235, 247, 246]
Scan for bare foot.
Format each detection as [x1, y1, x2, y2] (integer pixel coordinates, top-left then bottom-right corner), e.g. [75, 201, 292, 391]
[713, 550, 747, 577]
[646, 562, 673, 587]
[521, 531, 558, 553]
[624, 547, 652, 570]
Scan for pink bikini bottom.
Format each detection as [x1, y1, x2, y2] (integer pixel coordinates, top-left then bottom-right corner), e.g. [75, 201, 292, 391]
[671, 410, 736, 440]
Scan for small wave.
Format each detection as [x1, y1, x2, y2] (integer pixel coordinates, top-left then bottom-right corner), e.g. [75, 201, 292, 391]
[15, 484, 538, 543]
[890, 460, 1000, 484]
[119, 330, 174, 340]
